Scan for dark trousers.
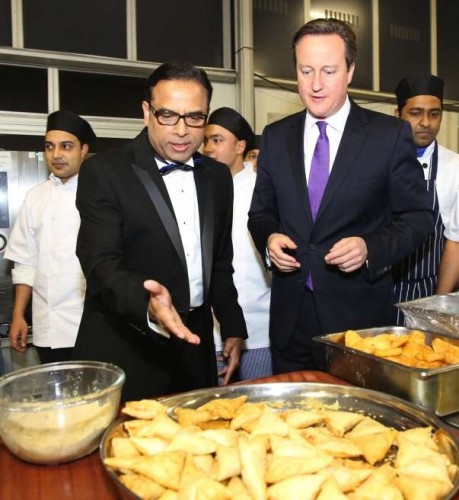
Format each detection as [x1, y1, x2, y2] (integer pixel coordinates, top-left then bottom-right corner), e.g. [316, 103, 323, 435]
[271, 289, 327, 374]
[35, 346, 74, 364]
[169, 306, 218, 393]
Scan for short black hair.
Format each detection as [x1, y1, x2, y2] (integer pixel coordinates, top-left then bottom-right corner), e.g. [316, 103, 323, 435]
[144, 61, 213, 107]
[292, 18, 357, 70]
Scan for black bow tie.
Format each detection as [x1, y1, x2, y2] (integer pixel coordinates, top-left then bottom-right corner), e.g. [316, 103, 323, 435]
[159, 162, 194, 176]
[158, 156, 202, 176]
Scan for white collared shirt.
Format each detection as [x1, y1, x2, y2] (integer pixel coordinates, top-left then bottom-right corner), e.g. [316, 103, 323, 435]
[214, 163, 271, 350]
[304, 97, 351, 181]
[4, 173, 86, 348]
[418, 141, 459, 241]
[155, 158, 203, 307]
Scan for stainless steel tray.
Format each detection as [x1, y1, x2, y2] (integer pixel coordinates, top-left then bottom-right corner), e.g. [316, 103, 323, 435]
[396, 294, 459, 338]
[313, 326, 459, 416]
[100, 382, 459, 500]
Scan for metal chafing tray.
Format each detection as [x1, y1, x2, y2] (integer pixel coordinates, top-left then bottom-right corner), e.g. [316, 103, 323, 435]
[396, 294, 459, 338]
[313, 326, 459, 416]
[100, 383, 459, 500]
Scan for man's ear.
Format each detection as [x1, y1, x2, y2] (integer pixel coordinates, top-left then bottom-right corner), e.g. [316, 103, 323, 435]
[236, 139, 246, 156]
[142, 100, 150, 125]
[81, 143, 89, 159]
[394, 108, 400, 118]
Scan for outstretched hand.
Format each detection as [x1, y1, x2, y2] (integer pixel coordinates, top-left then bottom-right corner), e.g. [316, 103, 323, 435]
[144, 280, 200, 345]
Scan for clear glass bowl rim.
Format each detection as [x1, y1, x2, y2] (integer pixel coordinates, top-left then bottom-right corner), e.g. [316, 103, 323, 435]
[0, 360, 126, 410]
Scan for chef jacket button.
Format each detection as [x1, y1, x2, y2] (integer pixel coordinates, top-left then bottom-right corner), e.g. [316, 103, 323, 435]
[308, 244, 315, 250]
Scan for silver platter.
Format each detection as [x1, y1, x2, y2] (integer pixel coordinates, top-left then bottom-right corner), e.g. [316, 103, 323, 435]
[101, 382, 459, 499]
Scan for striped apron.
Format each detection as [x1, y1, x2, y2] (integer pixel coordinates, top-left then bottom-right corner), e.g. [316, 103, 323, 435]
[393, 143, 445, 325]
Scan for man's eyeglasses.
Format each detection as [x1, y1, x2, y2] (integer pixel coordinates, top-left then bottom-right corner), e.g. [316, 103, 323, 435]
[149, 105, 207, 128]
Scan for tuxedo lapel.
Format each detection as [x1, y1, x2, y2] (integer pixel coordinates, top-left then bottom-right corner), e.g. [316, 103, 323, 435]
[315, 102, 367, 222]
[287, 111, 313, 224]
[130, 131, 188, 275]
[194, 156, 213, 297]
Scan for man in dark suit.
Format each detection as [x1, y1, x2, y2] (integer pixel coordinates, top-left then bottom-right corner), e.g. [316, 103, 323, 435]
[74, 61, 247, 400]
[248, 18, 434, 374]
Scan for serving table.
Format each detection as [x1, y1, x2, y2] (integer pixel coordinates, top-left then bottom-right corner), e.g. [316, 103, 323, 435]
[0, 370, 457, 500]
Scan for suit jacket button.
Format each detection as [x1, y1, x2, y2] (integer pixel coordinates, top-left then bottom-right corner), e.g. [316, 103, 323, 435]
[308, 244, 315, 250]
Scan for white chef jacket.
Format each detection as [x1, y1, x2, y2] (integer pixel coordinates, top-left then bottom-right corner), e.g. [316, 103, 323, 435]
[214, 163, 271, 350]
[418, 142, 459, 241]
[4, 174, 86, 348]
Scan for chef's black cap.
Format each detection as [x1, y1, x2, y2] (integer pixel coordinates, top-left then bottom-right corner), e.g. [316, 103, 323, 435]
[46, 110, 97, 145]
[395, 74, 444, 111]
[248, 134, 261, 151]
[207, 107, 254, 144]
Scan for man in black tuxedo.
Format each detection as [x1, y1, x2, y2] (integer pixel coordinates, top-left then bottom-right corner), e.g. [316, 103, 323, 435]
[74, 62, 247, 400]
[248, 18, 434, 374]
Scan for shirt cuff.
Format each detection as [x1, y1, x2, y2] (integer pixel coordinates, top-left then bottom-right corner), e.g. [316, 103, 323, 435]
[11, 263, 36, 286]
[146, 311, 171, 339]
[265, 247, 272, 270]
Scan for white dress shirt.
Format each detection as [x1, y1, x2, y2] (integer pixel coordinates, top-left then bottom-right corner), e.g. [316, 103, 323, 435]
[147, 158, 204, 337]
[214, 163, 271, 351]
[4, 174, 86, 348]
[157, 158, 203, 307]
[418, 142, 459, 242]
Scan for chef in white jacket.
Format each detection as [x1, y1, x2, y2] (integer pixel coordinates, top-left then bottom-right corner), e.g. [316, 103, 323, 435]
[393, 74, 459, 321]
[5, 110, 96, 363]
[203, 107, 272, 383]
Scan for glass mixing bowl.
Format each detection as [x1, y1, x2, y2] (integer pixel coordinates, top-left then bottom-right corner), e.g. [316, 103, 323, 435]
[0, 360, 125, 464]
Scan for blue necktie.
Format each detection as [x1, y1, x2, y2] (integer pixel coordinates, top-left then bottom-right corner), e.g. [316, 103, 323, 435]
[416, 147, 427, 158]
[306, 121, 329, 290]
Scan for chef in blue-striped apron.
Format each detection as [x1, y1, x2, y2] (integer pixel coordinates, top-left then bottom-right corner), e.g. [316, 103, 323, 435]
[393, 74, 459, 324]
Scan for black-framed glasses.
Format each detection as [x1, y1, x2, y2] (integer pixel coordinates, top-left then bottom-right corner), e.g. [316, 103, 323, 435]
[149, 105, 207, 128]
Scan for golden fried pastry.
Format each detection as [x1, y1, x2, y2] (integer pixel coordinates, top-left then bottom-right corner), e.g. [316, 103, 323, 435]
[212, 444, 241, 481]
[269, 434, 318, 458]
[394, 473, 452, 500]
[122, 399, 167, 420]
[130, 451, 186, 490]
[349, 430, 396, 465]
[179, 477, 230, 500]
[226, 476, 252, 500]
[198, 395, 247, 420]
[230, 402, 266, 431]
[192, 454, 214, 475]
[111, 437, 141, 458]
[345, 416, 391, 438]
[267, 473, 326, 500]
[238, 434, 267, 500]
[200, 428, 239, 448]
[316, 476, 348, 500]
[344, 329, 459, 368]
[167, 428, 217, 455]
[118, 473, 165, 499]
[350, 463, 403, 500]
[284, 409, 324, 428]
[174, 408, 213, 427]
[251, 407, 290, 437]
[131, 436, 168, 456]
[322, 465, 373, 493]
[396, 454, 453, 486]
[265, 454, 332, 483]
[179, 453, 207, 489]
[315, 437, 363, 459]
[324, 410, 365, 437]
[106, 395, 456, 500]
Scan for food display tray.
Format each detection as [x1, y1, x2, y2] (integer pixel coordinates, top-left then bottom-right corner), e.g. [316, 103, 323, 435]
[100, 382, 459, 500]
[313, 326, 459, 416]
[396, 294, 459, 338]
